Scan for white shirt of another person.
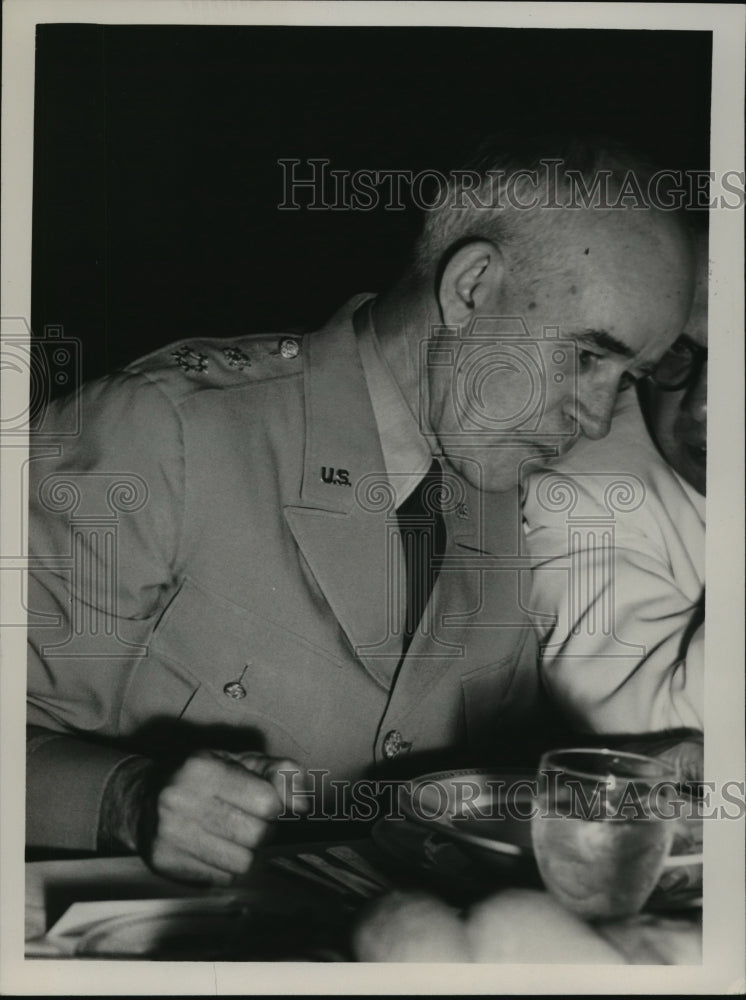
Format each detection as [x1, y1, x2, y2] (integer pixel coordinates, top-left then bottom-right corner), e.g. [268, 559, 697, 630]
[521, 389, 704, 734]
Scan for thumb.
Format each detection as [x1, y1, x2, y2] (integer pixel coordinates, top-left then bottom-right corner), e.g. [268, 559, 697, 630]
[234, 752, 313, 815]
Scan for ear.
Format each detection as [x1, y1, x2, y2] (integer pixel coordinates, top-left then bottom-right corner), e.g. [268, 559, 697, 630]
[437, 239, 505, 329]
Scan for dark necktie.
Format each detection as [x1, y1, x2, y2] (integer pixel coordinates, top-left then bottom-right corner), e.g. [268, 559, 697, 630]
[396, 459, 447, 657]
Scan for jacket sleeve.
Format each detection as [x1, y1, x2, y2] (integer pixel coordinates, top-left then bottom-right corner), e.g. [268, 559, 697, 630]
[26, 371, 185, 849]
[522, 471, 704, 735]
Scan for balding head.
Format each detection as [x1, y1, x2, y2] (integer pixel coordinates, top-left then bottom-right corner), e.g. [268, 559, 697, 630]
[373, 136, 696, 492]
[411, 135, 692, 286]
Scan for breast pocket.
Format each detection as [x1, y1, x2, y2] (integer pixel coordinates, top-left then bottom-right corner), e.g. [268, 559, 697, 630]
[122, 576, 348, 759]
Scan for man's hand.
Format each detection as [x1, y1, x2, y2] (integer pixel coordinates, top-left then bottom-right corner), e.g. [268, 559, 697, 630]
[652, 736, 704, 786]
[104, 750, 310, 885]
[617, 729, 704, 784]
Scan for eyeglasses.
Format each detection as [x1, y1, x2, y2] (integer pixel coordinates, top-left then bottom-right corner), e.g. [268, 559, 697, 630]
[648, 337, 708, 391]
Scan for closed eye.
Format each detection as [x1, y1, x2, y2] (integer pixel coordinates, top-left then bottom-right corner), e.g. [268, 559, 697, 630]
[577, 348, 604, 372]
[577, 347, 652, 391]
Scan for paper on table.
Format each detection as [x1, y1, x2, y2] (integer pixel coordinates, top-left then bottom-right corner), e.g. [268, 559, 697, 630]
[295, 854, 380, 898]
[46, 895, 244, 944]
[325, 845, 395, 889]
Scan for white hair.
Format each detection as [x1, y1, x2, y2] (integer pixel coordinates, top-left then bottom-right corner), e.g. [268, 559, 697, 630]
[410, 135, 668, 282]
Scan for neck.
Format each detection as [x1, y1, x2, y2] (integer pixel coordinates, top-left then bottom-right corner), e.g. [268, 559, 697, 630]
[371, 276, 438, 433]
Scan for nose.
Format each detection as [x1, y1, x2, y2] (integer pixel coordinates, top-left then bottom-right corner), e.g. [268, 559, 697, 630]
[683, 361, 707, 424]
[575, 381, 618, 441]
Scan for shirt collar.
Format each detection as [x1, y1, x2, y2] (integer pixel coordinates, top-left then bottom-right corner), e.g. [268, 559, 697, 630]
[354, 298, 433, 508]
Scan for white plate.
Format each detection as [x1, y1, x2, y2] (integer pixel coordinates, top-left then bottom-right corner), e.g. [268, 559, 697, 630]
[397, 768, 536, 859]
[397, 768, 703, 869]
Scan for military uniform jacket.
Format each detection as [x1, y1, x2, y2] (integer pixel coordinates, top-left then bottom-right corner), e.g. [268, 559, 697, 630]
[26, 296, 539, 849]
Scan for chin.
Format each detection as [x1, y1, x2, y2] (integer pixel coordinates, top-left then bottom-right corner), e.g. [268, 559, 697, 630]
[476, 472, 521, 494]
[443, 448, 545, 494]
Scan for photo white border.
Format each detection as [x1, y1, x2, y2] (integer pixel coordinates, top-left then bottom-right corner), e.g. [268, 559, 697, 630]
[2, 1, 743, 994]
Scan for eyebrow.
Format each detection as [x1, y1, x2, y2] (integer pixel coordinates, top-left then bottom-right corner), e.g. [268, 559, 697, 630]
[677, 333, 708, 353]
[576, 329, 636, 359]
[576, 329, 658, 377]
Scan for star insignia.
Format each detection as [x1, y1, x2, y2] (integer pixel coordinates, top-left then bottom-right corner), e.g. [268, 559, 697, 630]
[222, 346, 251, 371]
[171, 347, 209, 373]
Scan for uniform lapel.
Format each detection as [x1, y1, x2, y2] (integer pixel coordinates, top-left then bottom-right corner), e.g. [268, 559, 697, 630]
[283, 297, 405, 687]
[283, 300, 528, 695]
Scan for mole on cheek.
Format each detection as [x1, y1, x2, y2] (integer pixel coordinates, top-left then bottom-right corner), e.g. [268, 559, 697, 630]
[528, 301, 536, 310]
[569, 285, 577, 295]
[584, 248, 590, 255]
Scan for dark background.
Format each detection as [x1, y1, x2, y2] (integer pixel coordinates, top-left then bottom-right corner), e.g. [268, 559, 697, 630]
[32, 25, 712, 391]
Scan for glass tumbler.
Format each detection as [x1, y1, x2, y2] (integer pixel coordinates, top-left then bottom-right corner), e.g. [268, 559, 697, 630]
[531, 748, 678, 920]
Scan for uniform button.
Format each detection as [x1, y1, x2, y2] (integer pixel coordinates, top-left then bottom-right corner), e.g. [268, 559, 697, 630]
[382, 729, 412, 760]
[223, 681, 247, 700]
[279, 337, 300, 359]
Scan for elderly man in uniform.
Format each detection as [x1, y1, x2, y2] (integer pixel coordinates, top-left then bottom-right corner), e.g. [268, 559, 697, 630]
[26, 139, 694, 886]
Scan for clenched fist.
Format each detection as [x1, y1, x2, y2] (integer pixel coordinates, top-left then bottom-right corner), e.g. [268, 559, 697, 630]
[102, 750, 310, 885]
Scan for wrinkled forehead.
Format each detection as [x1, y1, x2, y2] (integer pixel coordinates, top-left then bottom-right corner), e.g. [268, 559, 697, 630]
[544, 204, 694, 287]
[566, 200, 690, 244]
